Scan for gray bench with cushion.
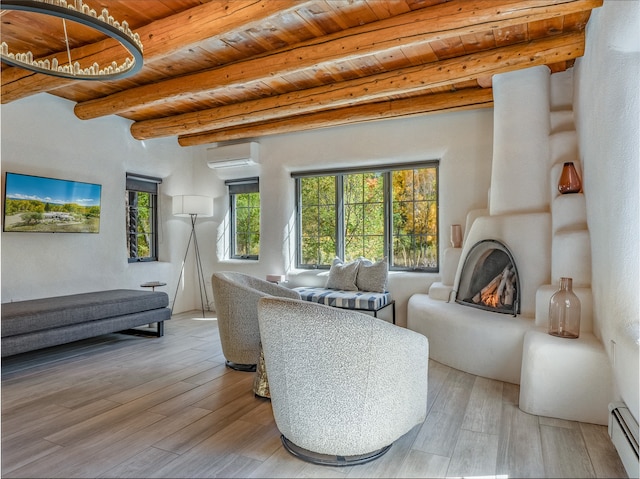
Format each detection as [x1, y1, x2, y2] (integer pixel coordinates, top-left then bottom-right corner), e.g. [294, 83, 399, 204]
[1, 289, 171, 357]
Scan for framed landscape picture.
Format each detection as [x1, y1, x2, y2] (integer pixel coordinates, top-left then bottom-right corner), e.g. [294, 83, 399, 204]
[3, 172, 101, 233]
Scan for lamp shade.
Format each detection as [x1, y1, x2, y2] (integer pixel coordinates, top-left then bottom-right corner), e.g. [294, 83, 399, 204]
[172, 195, 213, 217]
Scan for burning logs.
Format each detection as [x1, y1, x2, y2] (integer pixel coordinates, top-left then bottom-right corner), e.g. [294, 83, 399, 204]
[472, 265, 515, 308]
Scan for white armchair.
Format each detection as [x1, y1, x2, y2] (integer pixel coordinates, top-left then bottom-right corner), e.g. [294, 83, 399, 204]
[257, 296, 429, 466]
[211, 272, 300, 371]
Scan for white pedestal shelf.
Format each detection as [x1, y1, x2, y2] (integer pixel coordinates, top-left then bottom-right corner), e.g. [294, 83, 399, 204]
[519, 329, 613, 425]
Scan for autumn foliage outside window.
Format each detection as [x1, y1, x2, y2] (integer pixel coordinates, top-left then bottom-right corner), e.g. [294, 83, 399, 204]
[295, 163, 438, 271]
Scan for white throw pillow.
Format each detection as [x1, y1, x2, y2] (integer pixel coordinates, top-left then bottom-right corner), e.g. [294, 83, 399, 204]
[325, 258, 359, 291]
[356, 257, 388, 293]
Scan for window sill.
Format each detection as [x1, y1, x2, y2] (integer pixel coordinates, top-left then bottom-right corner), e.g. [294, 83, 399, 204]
[286, 269, 439, 289]
[219, 258, 259, 264]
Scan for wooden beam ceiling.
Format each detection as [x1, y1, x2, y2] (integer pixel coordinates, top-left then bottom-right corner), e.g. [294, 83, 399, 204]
[131, 32, 585, 140]
[0, 0, 602, 145]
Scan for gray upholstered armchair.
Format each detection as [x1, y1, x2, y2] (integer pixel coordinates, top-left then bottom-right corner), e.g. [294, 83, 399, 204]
[211, 271, 300, 371]
[257, 296, 429, 466]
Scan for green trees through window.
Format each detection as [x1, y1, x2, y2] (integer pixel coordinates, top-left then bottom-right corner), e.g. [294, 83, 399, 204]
[228, 177, 260, 259]
[126, 173, 160, 262]
[299, 176, 336, 265]
[233, 191, 260, 258]
[297, 163, 438, 271]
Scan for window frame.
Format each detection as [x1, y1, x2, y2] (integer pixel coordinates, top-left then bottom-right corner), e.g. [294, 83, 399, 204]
[293, 161, 439, 272]
[126, 172, 161, 263]
[226, 177, 260, 260]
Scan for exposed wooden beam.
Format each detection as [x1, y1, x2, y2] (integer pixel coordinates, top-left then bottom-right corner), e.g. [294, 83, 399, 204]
[177, 88, 494, 146]
[131, 31, 585, 140]
[73, 0, 601, 120]
[1, 0, 310, 103]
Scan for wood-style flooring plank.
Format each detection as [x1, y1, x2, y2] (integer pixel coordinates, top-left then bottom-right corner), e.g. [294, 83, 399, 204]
[1, 310, 626, 479]
[43, 381, 196, 447]
[106, 360, 216, 404]
[446, 429, 500, 477]
[2, 398, 120, 443]
[540, 423, 597, 478]
[147, 373, 242, 416]
[497, 402, 546, 478]
[151, 389, 258, 455]
[424, 358, 451, 413]
[461, 376, 504, 435]
[395, 449, 450, 478]
[344, 423, 421, 478]
[579, 422, 628, 478]
[148, 419, 266, 478]
[1, 438, 63, 476]
[98, 446, 180, 478]
[411, 367, 475, 457]
[245, 446, 310, 478]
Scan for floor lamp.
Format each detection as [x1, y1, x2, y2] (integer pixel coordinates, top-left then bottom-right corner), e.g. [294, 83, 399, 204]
[172, 195, 214, 317]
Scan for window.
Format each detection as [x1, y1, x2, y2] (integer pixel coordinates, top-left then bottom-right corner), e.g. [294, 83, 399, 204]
[295, 162, 438, 271]
[226, 177, 260, 259]
[126, 173, 161, 262]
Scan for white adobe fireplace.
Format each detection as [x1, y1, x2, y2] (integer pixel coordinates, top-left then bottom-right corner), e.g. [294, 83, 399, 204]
[407, 66, 613, 425]
[455, 239, 520, 316]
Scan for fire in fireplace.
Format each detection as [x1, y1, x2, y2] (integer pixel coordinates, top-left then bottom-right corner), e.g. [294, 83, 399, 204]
[455, 239, 520, 316]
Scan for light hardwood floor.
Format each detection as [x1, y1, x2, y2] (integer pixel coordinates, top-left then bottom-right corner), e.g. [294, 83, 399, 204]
[2, 310, 628, 478]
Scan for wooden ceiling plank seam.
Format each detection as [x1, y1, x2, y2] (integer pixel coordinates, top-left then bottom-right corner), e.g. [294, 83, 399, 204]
[493, 23, 528, 47]
[129, 31, 585, 140]
[71, 0, 601, 120]
[288, 7, 337, 38]
[365, 0, 413, 19]
[177, 88, 494, 145]
[320, 0, 369, 31]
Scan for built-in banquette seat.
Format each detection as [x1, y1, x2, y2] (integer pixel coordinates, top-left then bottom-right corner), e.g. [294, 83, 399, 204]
[292, 257, 396, 324]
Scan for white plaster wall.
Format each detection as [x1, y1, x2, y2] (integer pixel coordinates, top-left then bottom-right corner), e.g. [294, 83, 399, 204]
[197, 109, 495, 326]
[574, 0, 640, 421]
[490, 66, 551, 215]
[1, 94, 494, 326]
[0, 94, 203, 313]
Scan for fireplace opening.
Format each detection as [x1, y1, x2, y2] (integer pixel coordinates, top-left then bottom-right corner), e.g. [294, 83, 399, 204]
[455, 239, 520, 316]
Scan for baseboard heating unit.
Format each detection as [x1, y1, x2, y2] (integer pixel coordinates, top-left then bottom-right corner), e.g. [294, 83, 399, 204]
[609, 402, 639, 478]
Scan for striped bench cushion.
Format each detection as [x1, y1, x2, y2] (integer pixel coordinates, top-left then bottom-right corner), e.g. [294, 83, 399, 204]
[293, 287, 391, 311]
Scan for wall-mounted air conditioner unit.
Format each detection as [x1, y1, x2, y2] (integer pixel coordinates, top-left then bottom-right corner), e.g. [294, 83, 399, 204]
[207, 142, 259, 169]
[609, 402, 639, 478]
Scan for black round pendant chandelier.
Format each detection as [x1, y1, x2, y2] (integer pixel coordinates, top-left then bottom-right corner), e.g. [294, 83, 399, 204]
[0, 0, 143, 80]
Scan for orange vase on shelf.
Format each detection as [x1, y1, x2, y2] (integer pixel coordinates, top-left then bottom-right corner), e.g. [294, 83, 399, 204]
[558, 162, 582, 194]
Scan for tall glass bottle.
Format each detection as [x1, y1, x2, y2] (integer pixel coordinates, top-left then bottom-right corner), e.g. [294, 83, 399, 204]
[548, 277, 581, 338]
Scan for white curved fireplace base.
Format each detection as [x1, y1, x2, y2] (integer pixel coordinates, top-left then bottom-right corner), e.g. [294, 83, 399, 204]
[407, 293, 535, 384]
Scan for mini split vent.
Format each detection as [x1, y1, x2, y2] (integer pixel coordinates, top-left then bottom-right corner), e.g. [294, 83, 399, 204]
[207, 142, 259, 169]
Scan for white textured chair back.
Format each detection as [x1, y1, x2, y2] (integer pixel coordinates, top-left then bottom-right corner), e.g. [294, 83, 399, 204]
[211, 272, 300, 368]
[258, 296, 428, 461]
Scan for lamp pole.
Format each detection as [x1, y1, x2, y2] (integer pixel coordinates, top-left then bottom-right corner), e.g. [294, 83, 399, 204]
[172, 213, 210, 317]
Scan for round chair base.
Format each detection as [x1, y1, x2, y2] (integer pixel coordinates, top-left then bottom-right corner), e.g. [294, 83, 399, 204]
[225, 360, 256, 372]
[281, 435, 392, 466]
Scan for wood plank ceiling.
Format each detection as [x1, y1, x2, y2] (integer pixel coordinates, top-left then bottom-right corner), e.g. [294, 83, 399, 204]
[1, 0, 602, 146]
